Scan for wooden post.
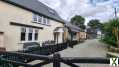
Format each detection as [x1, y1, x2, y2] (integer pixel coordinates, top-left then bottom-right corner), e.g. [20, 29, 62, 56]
[53, 53, 61, 67]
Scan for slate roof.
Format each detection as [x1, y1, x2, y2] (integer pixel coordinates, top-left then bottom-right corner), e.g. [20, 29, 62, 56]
[65, 22, 80, 32]
[3, 0, 64, 23]
[86, 28, 97, 34]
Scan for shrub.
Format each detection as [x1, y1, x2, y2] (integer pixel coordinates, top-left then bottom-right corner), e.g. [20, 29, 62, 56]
[101, 35, 117, 47]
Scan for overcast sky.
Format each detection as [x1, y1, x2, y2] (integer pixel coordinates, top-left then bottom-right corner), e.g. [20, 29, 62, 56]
[38, 0, 119, 24]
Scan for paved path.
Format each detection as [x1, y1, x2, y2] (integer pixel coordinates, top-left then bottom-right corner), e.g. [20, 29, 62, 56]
[60, 39, 107, 57]
[44, 39, 109, 67]
[32, 39, 109, 67]
[58, 39, 109, 67]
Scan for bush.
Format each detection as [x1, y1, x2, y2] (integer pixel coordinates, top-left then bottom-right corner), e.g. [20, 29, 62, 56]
[101, 19, 119, 47]
[101, 35, 117, 47]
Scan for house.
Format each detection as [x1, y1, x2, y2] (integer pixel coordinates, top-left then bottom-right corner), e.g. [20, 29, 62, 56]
[64, 22, 87, 42]
[78, 31, 87, 41]
[96, 29, 102, 38]
[86, 28, 97, 39]
[65, 22, 81, 42]
[0, 0, 66, 51]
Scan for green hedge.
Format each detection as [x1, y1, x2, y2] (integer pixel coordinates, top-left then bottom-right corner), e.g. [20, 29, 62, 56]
[101, 35, 117, 47]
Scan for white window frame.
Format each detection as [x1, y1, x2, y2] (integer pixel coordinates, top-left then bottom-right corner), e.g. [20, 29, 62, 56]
[47, 19, 50, 25]
[41, 16, 44, 24]
[33, 14, 50, 25]
[38, 15, 42, 23]
[33, 14, 38, 23]
[21, 27, 39, 43]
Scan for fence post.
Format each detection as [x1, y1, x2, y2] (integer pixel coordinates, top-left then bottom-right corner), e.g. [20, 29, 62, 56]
[53, 53, 61, 67]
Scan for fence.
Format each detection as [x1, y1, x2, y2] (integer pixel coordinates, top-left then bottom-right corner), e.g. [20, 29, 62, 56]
[0, 51, 110, 67]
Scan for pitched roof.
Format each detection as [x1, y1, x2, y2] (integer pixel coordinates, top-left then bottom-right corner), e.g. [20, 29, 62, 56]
[3, 0, 64, 23]
[65, 22, 80, 32]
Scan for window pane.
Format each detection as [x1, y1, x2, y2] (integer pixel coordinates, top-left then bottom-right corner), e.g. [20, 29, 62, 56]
[35, 29, 38, 33]
[21, 28, 26, 41]
[35, 33, 38, 40]
[43, 18, 46, 24]
[21, 33, 26, 41]
[29, 28, 33, 33]
[28, 33, 32, 41]
[35, 29, 38, 40]
[21, 27, 26, 32]
[38, 16, 42, 22]
[47, 19, 50, 25]
[45, 18, 47, 24]
[33, 14, 38, 22]
[28, 28, 33, 41]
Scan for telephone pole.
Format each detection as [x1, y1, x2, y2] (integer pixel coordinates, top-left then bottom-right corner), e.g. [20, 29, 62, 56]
[114, 7, 117, 19]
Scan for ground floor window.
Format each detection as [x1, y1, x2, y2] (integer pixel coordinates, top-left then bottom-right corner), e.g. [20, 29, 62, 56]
[28, 28, 33, 41]
[21, 27, 39, 42]
[21, 27, 26, 41]
[35, 29, 38, 40]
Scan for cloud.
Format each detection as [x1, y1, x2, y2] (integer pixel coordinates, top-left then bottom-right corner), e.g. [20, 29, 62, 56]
[38, 0, 119, 23]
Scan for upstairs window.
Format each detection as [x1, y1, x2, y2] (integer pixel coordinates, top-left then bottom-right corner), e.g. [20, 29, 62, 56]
[38, 16, 42, 23]
[33, 14, 50, 25]
[43, 17, 47, 24]
[47, 19, 50, 25]
[33, 14, 38, 22]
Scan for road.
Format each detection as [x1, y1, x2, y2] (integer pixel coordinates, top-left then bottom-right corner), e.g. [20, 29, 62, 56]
[58, 39, 109, 67]
[60, 39, 107, 57]
[32, 39, 110, 67]
[44, 39, 109, 67]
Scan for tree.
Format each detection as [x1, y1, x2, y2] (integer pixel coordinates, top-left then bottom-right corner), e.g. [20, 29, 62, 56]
[70, 15, 85, 30]
[102, 19, 119, 47]
[88, 19, 102, 29]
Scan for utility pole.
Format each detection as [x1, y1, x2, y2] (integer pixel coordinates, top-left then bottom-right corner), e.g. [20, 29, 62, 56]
[114, 7, 118, 19]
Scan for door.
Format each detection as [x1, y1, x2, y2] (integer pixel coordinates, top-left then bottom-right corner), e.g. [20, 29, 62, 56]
[0, 32, 6, 51]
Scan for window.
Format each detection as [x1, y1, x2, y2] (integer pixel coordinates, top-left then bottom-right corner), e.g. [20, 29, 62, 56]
[47, 19, 50, 25]
[33, 14, 38, 22]
[43, 18, 48, 24]
[21, 27, 26, 41]
[28, 28, 33, 41]
[38, 16, 42, 23]
[20, 27, 39, 42]
[43, 17, 46, 24]
[33, 14, 50, 25]
[34, 29, 38, 40]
